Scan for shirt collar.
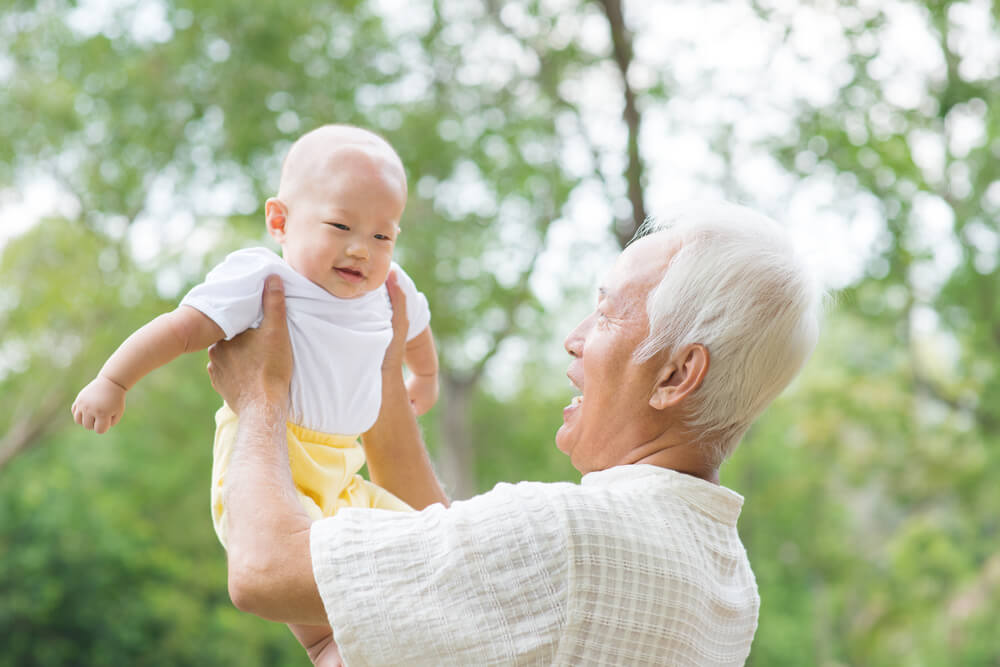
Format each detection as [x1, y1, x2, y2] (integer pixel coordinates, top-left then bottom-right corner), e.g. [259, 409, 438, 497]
[582, 464, 745, 525]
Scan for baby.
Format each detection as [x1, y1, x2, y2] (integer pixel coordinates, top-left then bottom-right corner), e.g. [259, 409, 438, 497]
[72, 123, 437, 539]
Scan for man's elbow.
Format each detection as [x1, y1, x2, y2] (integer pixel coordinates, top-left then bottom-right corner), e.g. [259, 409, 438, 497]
[227, 555, 278, 617]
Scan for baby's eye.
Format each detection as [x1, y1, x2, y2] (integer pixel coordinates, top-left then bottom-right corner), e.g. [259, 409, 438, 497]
[326, 222, 350, 230]
[374, 233, 392, 241]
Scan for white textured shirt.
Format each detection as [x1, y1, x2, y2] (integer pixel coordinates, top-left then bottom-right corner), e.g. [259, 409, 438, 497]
[311, 464, 759, 666]
[180, 247, 430, 434]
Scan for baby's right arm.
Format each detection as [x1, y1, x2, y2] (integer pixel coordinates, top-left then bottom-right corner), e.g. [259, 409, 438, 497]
[72, 306, 225, 433]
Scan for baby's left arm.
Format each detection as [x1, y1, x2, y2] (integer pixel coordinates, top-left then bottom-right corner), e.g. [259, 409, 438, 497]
[404, 326, 439, 416]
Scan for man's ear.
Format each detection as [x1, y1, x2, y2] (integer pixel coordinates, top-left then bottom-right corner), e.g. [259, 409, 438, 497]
[649, 344, 709, 410]
[265, 198, 288, 242]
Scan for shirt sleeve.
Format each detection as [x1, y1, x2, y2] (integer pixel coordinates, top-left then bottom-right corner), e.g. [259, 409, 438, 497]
[390, 263, 431, 341]
[179, 249, 272, 340]
[310, 482, 570, 667]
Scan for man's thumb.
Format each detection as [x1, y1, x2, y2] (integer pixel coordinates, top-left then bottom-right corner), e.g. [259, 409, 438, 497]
[262, 274, 286, 322]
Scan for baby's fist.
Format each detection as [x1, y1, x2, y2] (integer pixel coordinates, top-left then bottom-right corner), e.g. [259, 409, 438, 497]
[72, 375, 127, 434]
[406, 374, 439, 416]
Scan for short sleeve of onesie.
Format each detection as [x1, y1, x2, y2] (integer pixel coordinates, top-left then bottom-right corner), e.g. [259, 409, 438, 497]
[179, 247, 288, 340]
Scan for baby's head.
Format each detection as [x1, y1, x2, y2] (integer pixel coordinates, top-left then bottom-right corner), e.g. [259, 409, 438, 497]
[266, 124, 408, 299]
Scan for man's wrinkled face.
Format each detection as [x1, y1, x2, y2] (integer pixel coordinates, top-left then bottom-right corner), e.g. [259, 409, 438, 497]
[556, 234, 676, 474]
[275, 146, 406, 299]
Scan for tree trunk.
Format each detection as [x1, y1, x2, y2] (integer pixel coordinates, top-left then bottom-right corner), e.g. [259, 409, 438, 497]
[437, 373, 478, 499]
[598, 0, 647, 247]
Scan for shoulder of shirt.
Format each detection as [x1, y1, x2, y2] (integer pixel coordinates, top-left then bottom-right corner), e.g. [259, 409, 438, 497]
[218, 246, 283, 269]
[449, 479, 583, 512]
[207, 247, 312, 286]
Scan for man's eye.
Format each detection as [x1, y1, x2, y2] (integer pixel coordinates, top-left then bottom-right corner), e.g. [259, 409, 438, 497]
[326, 222, 349, 230]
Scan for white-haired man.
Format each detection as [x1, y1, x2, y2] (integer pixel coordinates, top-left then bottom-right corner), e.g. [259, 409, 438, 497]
[207, 202, 823, 666]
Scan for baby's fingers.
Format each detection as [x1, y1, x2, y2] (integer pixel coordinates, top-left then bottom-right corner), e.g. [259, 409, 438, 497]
[84, 414, 96, 431]
[73, 405, 89, 427]
[94, 415, 111, 434]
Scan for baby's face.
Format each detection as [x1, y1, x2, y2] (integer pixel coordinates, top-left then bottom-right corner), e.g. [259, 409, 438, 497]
[275, 147, 406, 299]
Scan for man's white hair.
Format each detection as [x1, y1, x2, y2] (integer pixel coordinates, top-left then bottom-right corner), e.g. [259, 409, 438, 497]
[633, 201, 824, 466]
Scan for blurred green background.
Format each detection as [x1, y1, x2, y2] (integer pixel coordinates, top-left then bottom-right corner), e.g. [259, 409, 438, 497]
[2, 0, 999, 664]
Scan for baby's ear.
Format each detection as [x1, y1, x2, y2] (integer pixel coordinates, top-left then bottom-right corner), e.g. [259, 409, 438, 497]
[265, 198, 288, 241]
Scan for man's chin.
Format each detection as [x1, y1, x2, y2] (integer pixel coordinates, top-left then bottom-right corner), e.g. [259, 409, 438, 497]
[555, 426, 571, 455]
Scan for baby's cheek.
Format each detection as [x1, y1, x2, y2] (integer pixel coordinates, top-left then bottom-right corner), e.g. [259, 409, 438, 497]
[371, 260, 393, 286]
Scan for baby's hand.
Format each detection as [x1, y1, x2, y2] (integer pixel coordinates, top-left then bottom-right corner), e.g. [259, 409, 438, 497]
[72, 375, 127, 434]
[406, 373, 439, 416]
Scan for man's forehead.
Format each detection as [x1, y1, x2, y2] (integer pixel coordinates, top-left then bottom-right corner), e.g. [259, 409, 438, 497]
[598, 234, 675, 301]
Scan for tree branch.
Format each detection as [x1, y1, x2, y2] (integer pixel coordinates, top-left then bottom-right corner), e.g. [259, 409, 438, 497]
[465, 204, 555, 386]
[595, 0, 647, 247]
[912, 369, 999, 433]
[0, 392, 66, 469]
[482, 1, 621, 229]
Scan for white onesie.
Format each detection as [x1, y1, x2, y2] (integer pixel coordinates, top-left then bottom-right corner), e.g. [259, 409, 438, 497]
[180, 247, 430, 435]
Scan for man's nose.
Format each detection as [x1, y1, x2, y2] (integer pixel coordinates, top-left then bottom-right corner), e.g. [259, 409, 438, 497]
[564, 321, 585, 358]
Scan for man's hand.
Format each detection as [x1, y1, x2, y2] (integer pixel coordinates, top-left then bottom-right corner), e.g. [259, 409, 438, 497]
[361, 272, 449, 509]
[207, 274, 293, 414]
[289, 624, 344, 667]
[71, 375, 127, 434]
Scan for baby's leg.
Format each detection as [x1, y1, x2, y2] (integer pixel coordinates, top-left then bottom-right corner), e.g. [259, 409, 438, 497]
[289, 623, 342, 666]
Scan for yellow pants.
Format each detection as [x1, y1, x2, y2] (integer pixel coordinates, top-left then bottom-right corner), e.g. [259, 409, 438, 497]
[211, 404, 412, 547]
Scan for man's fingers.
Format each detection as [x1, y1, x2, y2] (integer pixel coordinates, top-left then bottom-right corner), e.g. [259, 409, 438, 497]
[385, 269, 401, 303]
[206, 355, 219, 389]
[261, 274, 287, 330]
[385, 270, 409, 334]
[204, 275, 293, 410]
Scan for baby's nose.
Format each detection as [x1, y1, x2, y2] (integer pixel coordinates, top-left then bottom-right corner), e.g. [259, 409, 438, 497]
[347, 242, 369, 258]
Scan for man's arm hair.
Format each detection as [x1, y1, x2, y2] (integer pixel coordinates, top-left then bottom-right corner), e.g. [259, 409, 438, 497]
[208, 276, 327, 625]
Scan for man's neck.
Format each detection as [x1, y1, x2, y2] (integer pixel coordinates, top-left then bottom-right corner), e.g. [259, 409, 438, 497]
[626, 426, 720, 484]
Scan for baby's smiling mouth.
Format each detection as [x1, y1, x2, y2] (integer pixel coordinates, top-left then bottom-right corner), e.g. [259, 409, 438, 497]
[335, 267, 365, 283]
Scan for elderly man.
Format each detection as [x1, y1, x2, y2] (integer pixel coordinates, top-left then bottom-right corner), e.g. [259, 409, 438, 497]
[207, 202, 822, 666]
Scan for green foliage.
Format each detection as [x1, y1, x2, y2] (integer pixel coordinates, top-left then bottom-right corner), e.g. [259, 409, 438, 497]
[4, 0, 1000, 664]
[469, 383, 578, 488]
[755, 0, 1000, 661]
[0, 375, 303, 666]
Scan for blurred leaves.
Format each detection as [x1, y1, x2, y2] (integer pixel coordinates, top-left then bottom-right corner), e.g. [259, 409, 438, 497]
[3, 0, 1000, 664]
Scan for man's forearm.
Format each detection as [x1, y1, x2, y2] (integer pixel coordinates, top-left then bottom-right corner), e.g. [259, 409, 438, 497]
[363, 368, 449, 510]
[224, 397, 327, 625]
